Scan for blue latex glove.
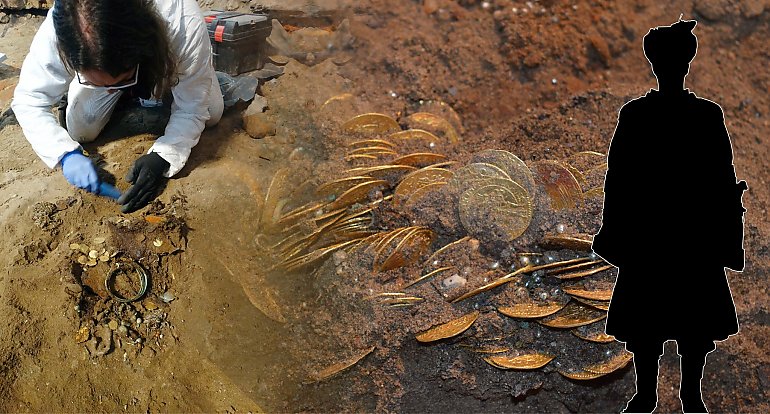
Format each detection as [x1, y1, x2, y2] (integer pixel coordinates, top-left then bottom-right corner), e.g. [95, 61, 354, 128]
[98, 182, 122, 201]
[61, 149, 99, 193]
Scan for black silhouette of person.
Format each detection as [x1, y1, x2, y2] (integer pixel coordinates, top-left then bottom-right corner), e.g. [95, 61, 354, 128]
[592, 19, 747, 414]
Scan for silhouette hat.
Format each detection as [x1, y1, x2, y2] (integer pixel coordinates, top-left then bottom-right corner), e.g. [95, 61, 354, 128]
[643, 18, 697, 67]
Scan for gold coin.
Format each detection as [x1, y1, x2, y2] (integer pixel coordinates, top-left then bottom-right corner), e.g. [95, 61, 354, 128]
[498, 302, 565, 319]
[563, 287, 613, 301]
[538, 301, 606, 329]
[485, 353, 554, 370]
[558, 369, 606, 380]
[584, 350, 633, 374]
[388, 129, 442, 146]
[573, 297, 610, 311]
[316, 176, 374, 199]
[404, 112, 460, 144]
[392, 152, 447, 168]
[417, 100, 464, 134]
[471, 150, 536, 196]
[571, 329, 616, 343]
[307, 346, 375, 383]
[74, 326, 90, 344]
[328, 179, 389, 211]
[565, 151, 606, 175]
[447, 162, 511, 195]
[416, 311, 479, 342]
[394, 167, 454, 206]
[539, 234, 594, 251]
[458, 182, 533, 242]
[532, 160, 583, 210]
[342, 113, 400, 135]
[403, 182, 447, 208]
[582, 163, 608, 192]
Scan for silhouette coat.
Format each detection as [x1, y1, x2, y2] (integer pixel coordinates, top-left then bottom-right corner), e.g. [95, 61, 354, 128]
[592, 85, 742, 345]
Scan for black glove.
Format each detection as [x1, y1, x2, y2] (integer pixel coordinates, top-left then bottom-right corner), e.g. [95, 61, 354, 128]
[118, 152, 170, 213]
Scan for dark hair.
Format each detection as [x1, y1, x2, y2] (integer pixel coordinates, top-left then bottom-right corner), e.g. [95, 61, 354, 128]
[53, 0, 178, 97]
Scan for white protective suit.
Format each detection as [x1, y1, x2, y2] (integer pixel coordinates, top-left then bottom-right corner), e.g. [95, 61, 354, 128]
[11, 0, 224, 177]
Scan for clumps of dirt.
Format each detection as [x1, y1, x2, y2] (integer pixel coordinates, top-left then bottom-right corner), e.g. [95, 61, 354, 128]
[58, 196, 187, 359]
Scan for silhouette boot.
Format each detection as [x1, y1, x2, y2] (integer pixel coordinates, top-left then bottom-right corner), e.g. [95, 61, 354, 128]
[680, 352, 708, 413]
[623, 352, 660, 413]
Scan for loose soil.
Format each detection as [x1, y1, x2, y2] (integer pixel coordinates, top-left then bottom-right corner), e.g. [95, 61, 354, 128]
[0, 1, 768, 412]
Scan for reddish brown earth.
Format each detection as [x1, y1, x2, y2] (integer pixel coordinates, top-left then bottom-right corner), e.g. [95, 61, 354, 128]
[0, 0, 768, 412]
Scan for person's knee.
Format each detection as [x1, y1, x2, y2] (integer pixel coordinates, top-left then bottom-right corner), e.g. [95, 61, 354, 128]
[66, 110, 103, 143]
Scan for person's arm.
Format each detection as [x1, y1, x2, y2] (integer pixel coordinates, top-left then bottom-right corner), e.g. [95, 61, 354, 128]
[146, 12, 214, 177]
[10, 10, 81, 168]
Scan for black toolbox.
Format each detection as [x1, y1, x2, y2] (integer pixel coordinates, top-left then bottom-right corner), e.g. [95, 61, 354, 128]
[203, 10, 272, 75]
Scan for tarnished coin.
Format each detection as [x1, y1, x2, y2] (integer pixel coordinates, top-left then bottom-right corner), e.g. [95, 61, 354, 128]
[532, 160, 583, 210]
[416, 311, 479, 342]
[447, 162, 511, 195]
[458, 182, 533, 242]
[342, 113, 400, 135]
[485, 353, 555, 370]
[471, 150, 536, 196]
[394, 167, 454, 206]
[404, 112, 460, 144]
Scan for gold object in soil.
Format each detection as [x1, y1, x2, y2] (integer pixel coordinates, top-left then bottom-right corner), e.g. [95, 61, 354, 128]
[416, 311, 480, 343]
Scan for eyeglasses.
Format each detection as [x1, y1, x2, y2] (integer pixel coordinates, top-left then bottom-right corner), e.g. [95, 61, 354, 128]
[76, 64, 139, 90]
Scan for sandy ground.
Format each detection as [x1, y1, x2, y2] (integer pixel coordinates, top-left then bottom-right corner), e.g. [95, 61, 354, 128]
[0, 0, 768, 412]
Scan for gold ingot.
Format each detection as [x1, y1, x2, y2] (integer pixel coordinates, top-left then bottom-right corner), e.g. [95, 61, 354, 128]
[403, 182, 448, 208]
[485, 353, 554, 370]
[328, 180, 389, 210]
[458, 182, 533, 242]
[498, 302, 565, 319]
[307, 346, 375, 383]
[572, 329, 616, 343]
[563, 287, 613, 301]
[532, 160, 583, 210]
[539, 234, 594, 251]
[342, 113, 400, 135]
[447, 162, 511, 195]
[558, 369, 605, 380]
[470, 149, 536, 196]
[404, 112, 460, 144]
[538, 301, 606, 329]
[394, 167, 454, 206]
[584, 350, 633, 374]
[75, 326, 90, 344]
[392, 153, 447, 168]
[415, 311, 479, 342]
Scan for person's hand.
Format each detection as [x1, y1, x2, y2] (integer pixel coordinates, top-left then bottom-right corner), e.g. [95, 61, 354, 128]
[118, 152, 170, 213]
[61, 149, 99, 193]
